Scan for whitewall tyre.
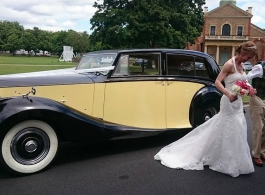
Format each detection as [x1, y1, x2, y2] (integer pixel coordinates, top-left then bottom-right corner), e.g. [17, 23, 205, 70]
[1, 120, 58, 175]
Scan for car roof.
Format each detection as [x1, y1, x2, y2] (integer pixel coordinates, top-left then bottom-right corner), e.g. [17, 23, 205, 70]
[83, 48, 213, 59]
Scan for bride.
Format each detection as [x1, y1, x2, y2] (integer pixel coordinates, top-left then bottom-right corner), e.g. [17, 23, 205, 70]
[154, 41, 258, 177]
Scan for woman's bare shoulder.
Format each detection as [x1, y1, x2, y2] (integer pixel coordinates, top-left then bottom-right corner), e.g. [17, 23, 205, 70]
[223, 58, 233, 67]
[222, 58, 236, 75]
[222, 59, 233, 70]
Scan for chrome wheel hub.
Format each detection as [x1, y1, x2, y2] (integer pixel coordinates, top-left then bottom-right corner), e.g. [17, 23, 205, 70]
[25, 140, 38, 153]
[204, 107, 217, 122]
[204, 115, 211, 121]
[11, 127, 50, 165]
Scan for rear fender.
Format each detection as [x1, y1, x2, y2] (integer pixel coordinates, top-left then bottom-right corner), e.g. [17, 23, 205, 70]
[189, 86, 222, 127]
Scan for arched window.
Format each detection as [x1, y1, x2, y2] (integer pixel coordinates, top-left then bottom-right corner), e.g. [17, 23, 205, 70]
[222, 24, 231, 36]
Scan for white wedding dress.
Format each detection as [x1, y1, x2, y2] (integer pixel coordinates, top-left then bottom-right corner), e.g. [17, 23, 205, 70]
[154, 58, 254, 177]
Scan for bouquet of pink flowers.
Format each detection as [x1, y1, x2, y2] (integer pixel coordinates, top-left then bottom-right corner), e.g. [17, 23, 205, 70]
[232, 80, 252, 97]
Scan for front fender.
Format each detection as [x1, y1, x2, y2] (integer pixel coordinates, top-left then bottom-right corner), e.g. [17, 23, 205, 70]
[0, 96, 106, 143]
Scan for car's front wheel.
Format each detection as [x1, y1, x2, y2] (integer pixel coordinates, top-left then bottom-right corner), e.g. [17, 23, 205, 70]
[1, 120, 58, 175]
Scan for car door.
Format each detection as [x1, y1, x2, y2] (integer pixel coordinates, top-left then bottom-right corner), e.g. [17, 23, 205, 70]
[165, 80, 202, 128]
[103, 53, 167, 129]
[165, 53, 206, 129]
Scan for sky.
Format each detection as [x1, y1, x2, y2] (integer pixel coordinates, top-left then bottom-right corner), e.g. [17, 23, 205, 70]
[0, 0, 264, 34]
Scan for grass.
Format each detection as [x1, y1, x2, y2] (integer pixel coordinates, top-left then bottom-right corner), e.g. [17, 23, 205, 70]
[0, 55, 77, 65]
[242, 96, 249, 103]
[0, 55, 78, 75]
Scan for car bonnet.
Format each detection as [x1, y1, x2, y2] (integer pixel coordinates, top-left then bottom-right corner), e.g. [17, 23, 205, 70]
[0, 67, 99, 87]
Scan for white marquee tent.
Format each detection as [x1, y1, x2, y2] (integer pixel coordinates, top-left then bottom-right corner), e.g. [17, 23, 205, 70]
[59, 46, 75, 62]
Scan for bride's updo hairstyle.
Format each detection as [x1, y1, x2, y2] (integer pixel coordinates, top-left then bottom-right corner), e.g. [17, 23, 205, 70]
[236, 41, 258, 64]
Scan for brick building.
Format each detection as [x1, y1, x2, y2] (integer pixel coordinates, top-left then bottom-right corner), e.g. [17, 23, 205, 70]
[188, 0, 265, 65]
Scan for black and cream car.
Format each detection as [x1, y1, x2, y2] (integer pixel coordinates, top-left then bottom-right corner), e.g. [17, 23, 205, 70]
[0, 49, 222, 175]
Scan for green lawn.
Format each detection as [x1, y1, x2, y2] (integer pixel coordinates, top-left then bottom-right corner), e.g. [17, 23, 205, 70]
[0, 55, 77, 75]
[0, 55, 78, 65]
[242, 96, 249, 104]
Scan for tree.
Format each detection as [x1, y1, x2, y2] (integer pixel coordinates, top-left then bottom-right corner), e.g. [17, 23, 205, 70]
[65, 30, 90, 55]
[0, 21, 92, 56]
[79, 31, 90, 54]
[51, 30, 68, 57]
[5, 34, 21, 54]
[0, 21, 24, 53]
[37, 29, 53, 53]
[90, 0, 133, 49]
[90, 0, 205, 49]
[21, 29, 38, 55]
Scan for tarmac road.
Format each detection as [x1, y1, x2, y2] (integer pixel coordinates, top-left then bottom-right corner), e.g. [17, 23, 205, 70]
[0, 106, 264, 195]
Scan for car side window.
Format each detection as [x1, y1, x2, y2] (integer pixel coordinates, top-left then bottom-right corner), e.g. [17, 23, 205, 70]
[113, 53, 160, 76]
[167, 54, 210, 79]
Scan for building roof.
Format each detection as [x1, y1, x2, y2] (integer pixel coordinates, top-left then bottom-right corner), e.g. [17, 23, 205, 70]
[250, 23, 265, 34]
[204, 2, 252, 18]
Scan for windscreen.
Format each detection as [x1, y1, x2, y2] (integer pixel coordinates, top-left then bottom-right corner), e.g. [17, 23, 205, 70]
[76, 53, 116, 70]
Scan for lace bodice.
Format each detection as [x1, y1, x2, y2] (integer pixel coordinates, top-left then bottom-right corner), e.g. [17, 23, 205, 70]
[224, 73, 247, 93]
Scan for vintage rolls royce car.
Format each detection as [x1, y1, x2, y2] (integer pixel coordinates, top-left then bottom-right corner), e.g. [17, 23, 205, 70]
[0, 49, 222, 175]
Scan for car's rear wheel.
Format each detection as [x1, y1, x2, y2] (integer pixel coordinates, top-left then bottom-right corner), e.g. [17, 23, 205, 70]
[193, 102, 219, 127]
[1, 120, 58, 175]
[202, 107, 217, 122]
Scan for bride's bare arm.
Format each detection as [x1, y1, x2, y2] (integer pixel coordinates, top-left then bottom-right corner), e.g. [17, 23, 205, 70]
[215, 62, 238, 102]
